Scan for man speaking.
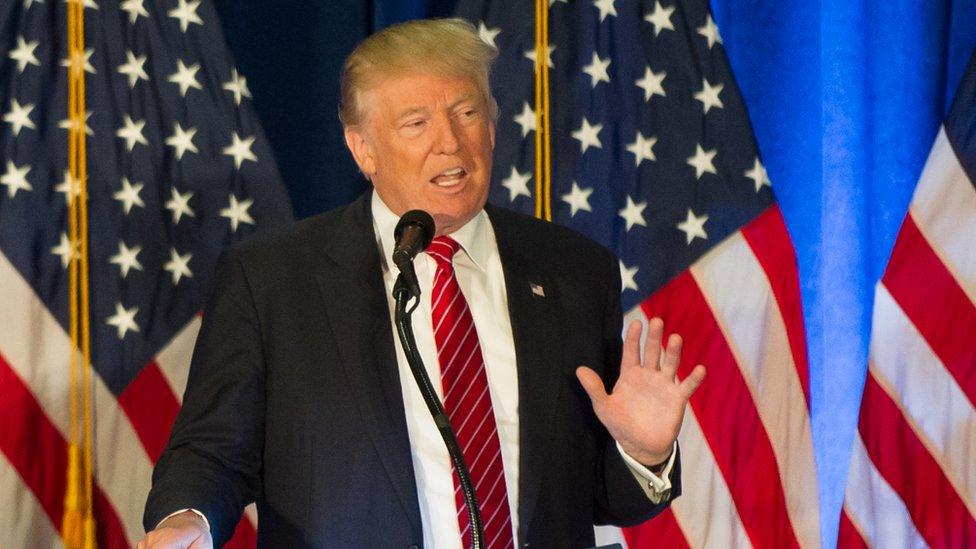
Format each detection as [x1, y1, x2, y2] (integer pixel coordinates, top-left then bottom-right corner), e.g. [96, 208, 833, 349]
[140, 18, 705, 549]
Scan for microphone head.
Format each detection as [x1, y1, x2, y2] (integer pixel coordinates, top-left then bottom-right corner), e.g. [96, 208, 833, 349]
[394, 209, 436, 250]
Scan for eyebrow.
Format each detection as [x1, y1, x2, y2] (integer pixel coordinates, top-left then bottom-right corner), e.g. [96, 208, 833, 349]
[394, 94, 478, 122]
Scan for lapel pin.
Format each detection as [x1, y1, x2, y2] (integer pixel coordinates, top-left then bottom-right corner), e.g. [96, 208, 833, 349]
[530, 282, 545, 298]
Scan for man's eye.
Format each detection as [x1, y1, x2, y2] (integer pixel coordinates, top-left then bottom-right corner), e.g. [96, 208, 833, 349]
[404, 120, 426, 129]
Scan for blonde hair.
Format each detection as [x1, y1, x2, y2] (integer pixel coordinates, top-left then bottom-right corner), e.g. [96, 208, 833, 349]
[339, 18, 499, 127]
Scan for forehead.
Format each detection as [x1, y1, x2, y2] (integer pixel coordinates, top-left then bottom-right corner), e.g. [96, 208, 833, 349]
[362, 72, 481, 117]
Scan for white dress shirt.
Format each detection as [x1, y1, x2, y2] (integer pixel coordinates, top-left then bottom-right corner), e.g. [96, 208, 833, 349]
[371, 194, 674, 549]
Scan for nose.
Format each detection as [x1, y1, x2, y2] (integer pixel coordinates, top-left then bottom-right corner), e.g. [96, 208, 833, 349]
[433, 115, 461, 155]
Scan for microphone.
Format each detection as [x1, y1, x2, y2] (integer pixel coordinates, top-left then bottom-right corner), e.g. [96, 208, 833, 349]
[392, 210, 435, 299]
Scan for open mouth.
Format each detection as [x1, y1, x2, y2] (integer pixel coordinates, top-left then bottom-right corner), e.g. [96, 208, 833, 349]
[430, 167, 468, 187]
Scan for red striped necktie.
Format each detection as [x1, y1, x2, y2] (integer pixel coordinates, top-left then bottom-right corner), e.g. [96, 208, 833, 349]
[426, 235, 514, 549]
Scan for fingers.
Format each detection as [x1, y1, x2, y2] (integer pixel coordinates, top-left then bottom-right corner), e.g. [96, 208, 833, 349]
[621, 320, 644, 369]
[576, 366, 609, 406]
[641, 317, 664, 370]
[661, 333, 682, 380]
[679, 365, 706, 398]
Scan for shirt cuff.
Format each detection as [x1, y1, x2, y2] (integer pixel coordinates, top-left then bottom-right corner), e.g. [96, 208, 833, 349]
[617, 441, 677, 504]
[155, 508, 211, 533]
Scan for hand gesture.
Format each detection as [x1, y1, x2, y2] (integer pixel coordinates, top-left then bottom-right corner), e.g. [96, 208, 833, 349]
[576, 318, 705, 466]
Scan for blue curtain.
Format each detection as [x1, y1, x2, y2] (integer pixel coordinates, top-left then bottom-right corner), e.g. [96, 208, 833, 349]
[215, 1, 976, 545]
[712, 1, 976, 544]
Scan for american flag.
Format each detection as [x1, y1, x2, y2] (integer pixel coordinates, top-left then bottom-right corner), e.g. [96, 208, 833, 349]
[455, 0, 821, 546]
[0, 0, 292, 546]
[838, 50, 976, 547]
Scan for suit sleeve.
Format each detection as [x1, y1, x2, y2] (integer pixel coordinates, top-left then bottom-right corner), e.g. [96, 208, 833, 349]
[143, 249, 266, 546]
[591, 248, 681, 526]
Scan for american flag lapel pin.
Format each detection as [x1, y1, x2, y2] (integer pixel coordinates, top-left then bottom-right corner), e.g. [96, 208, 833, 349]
[530, 282, 545, 298]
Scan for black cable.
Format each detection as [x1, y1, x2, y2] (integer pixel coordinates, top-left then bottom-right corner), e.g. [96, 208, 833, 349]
[393, 274, 484, 549]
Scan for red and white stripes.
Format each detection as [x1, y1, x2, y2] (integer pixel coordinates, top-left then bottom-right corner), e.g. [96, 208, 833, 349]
[841, 127, 976, 547]
[616, 205, 821, 548]
[0, 250, 257, 547]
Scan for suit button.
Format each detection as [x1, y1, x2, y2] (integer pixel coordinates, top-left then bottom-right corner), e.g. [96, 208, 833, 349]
[408, 545, 419, 549]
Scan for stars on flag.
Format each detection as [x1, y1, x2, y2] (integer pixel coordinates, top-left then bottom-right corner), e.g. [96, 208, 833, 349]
[698, 15, 723, 49]
[635, 67, 667, 101]
[477, 21, 501, 48]
[165, 123, 199, 159]
[109, 241, 144, 278]
[676, 208, 708, 244]
[51, 232, 79, 269]
[118, 50, 149, 88]
[106, 301, 139, 339]
[163, 248, 193, 284]
[8, 36, 40, 73]
[1, 0, 292, 421]
[618, 195, 647, 232]
[61, 47, 96, 75]
[695, 79, 724, 114]
[644, 1, 675, 37]
[222, 132, 258, 169]
[58, 110, 94, 136]
[593, 0, 617, 22]
[572, 117, 603, 153]
[626, 132, 657, 167]
[55, 171, 81, 206]
[501, 166, 532, 202]
[168, 0, 204, 32]
[1, 160, 32, 198]
[116, 114, 149, 151]
[220, 194, 255, 232]
[513, 102, 536, 137]
[524, 44, 555, 69]
[164, 187, 196, 224]
[114, 176, 146, 214]
[120, 0, 149, 24]
[582, 52, 611, 88]
[169, 60, 203, 97]
[4, 99, 36, 136]
[223, 69, 252, 106]
[687, 144, 717, 179]
[68, 0, 99, 10]
[468, 0, 771, 306]
[561, 181, 593, 217]
[619, 260, 639, 292]
[745, 158, 771, 192]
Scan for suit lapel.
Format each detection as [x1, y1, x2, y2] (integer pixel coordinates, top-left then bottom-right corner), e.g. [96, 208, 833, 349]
[312, 193, 422, 538]
[487, 206, 564, 542]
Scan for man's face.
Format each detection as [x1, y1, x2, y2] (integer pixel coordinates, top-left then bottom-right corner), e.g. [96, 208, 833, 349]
[344, 72, 496, 236]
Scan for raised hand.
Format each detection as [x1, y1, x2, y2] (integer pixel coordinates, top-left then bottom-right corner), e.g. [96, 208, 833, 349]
[576, 317, 706, 466]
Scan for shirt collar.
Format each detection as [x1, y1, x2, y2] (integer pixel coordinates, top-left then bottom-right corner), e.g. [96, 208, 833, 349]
[370, 191, 490, 272]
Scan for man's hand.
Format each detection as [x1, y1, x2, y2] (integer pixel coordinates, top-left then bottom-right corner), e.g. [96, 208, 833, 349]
[576, 317, 706, 466]
[136, 510, 212, 549]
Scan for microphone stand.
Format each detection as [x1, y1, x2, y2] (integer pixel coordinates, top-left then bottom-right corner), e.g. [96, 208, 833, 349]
[393, 274, 485, 549]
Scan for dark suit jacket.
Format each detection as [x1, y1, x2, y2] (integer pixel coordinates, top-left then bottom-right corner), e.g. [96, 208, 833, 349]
[145, 192, 679, 548]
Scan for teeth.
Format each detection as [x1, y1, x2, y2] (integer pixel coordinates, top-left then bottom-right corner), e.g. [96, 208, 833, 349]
[431, 167, 466, 187]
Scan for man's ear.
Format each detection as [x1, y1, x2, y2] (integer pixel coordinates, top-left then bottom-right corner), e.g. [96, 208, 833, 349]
[343, 126, 376, 178]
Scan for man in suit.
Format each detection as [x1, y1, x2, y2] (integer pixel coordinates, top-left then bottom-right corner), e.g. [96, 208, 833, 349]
[140, 18, 705, 549]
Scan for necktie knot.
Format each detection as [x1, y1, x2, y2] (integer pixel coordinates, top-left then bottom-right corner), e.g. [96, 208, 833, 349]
[427, 235, 462, 268]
